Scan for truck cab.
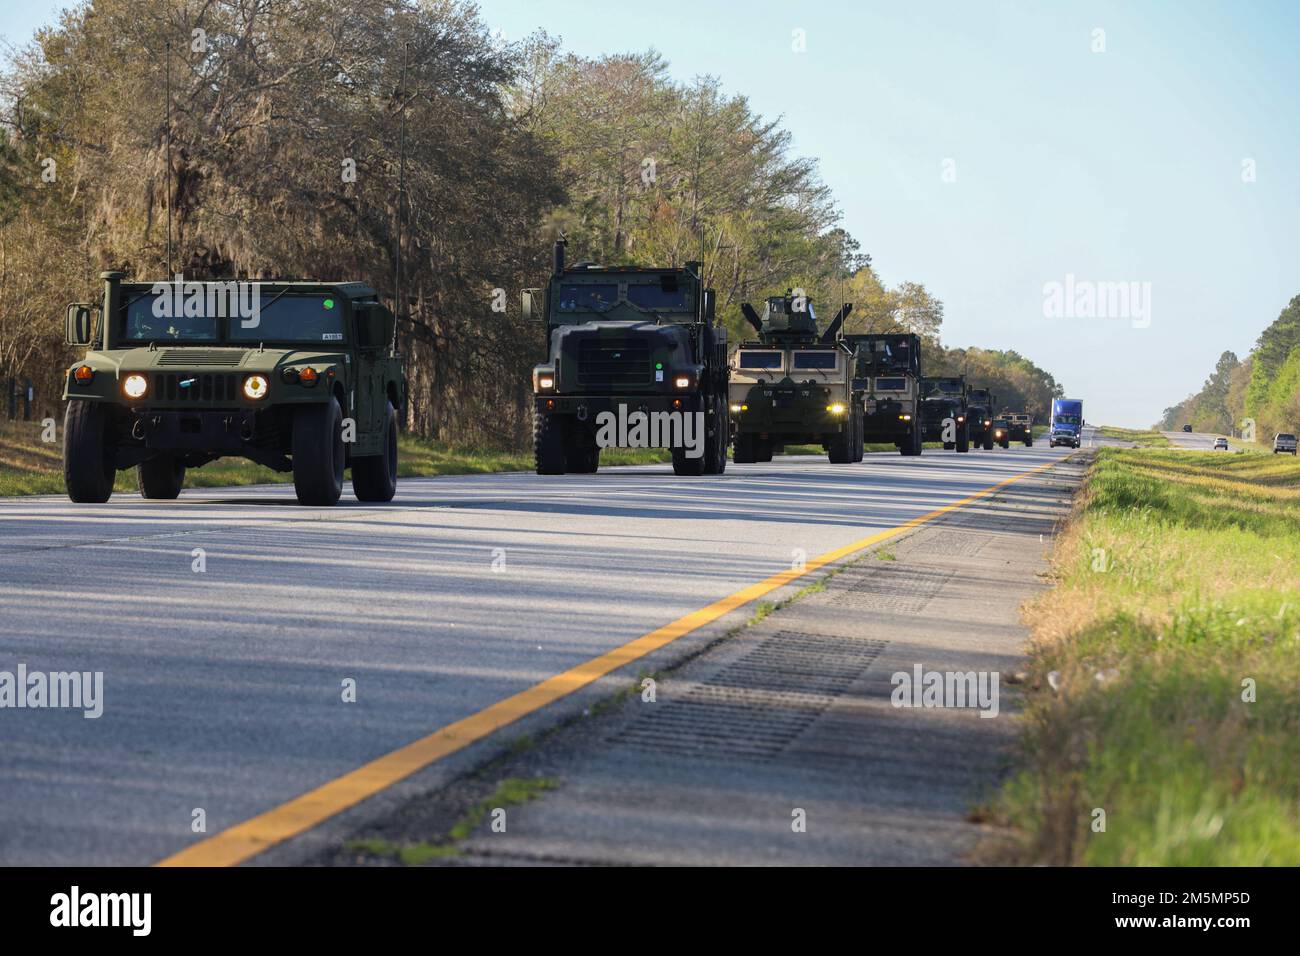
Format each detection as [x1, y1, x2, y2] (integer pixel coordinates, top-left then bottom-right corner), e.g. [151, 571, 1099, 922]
[1050, 398, 1084, 448]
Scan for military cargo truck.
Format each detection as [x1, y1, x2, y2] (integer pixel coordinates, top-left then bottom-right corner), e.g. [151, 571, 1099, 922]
[967, 387, 996, 450]
[525, 240, 728, 476]
[920, 376, 971, 453]
[843, 332, 923, 456]
[1003, 412, 1034, 446]
[728, 294, 861, 464]
[61, 272, 404, 506]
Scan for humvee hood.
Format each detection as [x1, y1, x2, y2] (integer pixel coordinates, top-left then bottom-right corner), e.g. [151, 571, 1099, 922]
[104, 346, 346, 374]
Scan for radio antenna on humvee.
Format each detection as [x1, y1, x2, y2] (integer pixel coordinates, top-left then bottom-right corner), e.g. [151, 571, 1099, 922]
[394, 41, 409, 327]
[164, 40, 173, 276]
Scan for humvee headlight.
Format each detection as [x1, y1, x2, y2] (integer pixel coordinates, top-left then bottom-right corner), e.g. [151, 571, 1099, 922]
[900, 414, 912, 421]
[74, 365, 95, 385]
[674, 375, 692, 390]
[243, 374, 269, 400]
[730, 403, 746, 413]
[827, 403, 846, 415]
[122, 374, 148, 399]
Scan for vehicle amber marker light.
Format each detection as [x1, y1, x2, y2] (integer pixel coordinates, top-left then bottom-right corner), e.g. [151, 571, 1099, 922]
[298, 367, 319, 386]
[74, 365, 94, 384]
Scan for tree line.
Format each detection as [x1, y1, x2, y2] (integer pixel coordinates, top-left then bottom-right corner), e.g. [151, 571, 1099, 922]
[1157, 295, 1300, 439]
[1, 0, 1064, 445]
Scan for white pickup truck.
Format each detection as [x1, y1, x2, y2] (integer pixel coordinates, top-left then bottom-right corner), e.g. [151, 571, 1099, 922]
[1273, 432, 1297, 455]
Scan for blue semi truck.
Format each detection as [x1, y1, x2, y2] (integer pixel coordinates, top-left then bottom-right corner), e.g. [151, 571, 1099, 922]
[1050, 398, 1084, 448]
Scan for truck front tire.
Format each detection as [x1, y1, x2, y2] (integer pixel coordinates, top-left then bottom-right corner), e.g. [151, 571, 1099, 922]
[137, 455, 185, 499]
[352, 401, 399, 502]
[956, 423, 970, 453]
[293, 397, 345, 505]
[534, 412, 566, 475]
[63, 400, 116, 503]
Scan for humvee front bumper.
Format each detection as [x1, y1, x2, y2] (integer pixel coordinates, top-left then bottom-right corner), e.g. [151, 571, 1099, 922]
[138, 409, 261, 453]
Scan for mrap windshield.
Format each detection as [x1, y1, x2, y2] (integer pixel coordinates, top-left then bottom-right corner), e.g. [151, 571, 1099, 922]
[117, 290, 345, 344]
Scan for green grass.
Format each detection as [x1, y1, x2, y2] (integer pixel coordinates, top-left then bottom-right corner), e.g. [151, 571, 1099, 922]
[345, 777, 558, 865]
[0, 419, 671, 498]
[992, 448, 1300, 865]
[1096, 425, 1172, 447]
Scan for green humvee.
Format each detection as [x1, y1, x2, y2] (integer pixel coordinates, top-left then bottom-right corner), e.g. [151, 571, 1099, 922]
[61, 271, 404, 506]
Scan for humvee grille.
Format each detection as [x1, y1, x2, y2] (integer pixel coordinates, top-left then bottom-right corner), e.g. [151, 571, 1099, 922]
[152, 372, 239, 403]
[157, 349, 244, 367]
[576, 338, 652, 388]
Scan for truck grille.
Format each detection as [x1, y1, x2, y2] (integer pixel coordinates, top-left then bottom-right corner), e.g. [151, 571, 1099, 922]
[152, 372, 240, 403]
[157, 349, 245, 367]
[576, 338, 652, 388]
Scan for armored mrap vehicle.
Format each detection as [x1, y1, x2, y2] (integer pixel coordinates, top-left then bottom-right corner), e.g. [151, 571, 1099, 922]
[728, 294, 861, 464]
[920, 376, 971, 453]
[525, 240, 728, 476]
[844, 333, 923, 456]
[967, 387, 995, 450]
[62, 271, 404, 506]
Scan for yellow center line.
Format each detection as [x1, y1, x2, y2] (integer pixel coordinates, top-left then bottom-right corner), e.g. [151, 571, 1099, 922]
[157, 452, 1073, 867]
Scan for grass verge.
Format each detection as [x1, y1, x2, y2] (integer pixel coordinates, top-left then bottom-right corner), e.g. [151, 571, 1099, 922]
[992, 447, 1300, 865]
[1095, 425, 1172, 447]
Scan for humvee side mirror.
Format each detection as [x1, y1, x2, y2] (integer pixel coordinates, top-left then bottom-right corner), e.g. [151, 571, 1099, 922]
[65, 304, 94, 346]
[356, 304, 395, 350]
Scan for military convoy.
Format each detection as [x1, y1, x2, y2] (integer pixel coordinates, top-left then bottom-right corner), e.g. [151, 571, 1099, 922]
[59, 253, 1053, 504]
[845, 333, 923, 456]
[728, 294, 860, 464]
[62, 271, 403, 505]
[525, 240, 729, 476]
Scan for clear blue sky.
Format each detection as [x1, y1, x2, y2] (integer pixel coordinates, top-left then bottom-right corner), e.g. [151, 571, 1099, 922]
[7, 1, 1299, 427]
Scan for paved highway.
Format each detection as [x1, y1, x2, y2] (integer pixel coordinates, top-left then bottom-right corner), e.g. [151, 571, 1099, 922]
[0, 444, 1074, 865]
[1161, 429, 1240, 451]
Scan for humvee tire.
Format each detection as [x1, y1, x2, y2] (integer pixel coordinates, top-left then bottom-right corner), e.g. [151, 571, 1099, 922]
[956, 423, 970, 453]
[1000, 438, 1010, 449]
[732, 433, 755, 464]
[63, 400, 116, 503]
[534, 412, 566, 475]
[293, 397, 345, 506]
[353, 401, 399, 502]
[1025, 435, 1033, 447]
[138, 455, 185, 500]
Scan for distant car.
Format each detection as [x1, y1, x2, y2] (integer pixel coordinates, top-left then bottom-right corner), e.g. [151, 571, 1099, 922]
[1182, 424, 1193, 432]
[1213, 437, 1229, 450]
[1274, 433, 1298, 455]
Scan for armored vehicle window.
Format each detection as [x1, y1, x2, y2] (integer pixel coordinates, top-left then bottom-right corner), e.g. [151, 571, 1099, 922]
[627, 281, 688, 311]
[737, 351, 783, 369]
[118, 297, 218, 342]
[928, 381, 962, 395]
[792, 351, 838, 370]
[228, 294, 346, 343]
[558, 284, 619, 312]
[874, 377, 907, 390]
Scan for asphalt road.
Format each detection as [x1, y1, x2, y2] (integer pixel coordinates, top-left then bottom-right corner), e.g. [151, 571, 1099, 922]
[0, 443, 1073, 865]
[1161, 429, 1239, 451]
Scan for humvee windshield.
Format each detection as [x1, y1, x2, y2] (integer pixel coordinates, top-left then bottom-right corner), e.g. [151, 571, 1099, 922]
[117, 291, 346, 344]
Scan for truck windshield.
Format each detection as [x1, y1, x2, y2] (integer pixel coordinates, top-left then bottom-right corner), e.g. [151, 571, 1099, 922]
[874, 377, 907, 390]
[1055, 414, 1081, 425]
[557, 284, 618, 312]
[793, 352, 837, 370]
[627, 283, 688, 310]
[737, 351, 782, 369]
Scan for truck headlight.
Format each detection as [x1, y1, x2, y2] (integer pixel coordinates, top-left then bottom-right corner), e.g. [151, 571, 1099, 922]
[243, 374, 269, 400]
[674, 375, 692, 390]
[532, 368, 556, 392]
[827, 403, 846, 415]
[122, 374, 148, 399]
